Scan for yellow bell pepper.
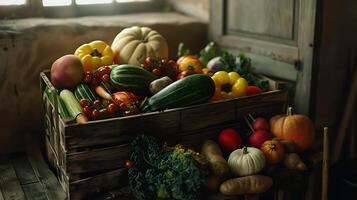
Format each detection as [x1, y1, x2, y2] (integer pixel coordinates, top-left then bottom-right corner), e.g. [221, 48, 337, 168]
[74, 40, 114, 72]
[211, 71, 248, 101]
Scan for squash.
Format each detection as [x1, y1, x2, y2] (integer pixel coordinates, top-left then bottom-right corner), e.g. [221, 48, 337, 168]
[228, 146, 266, 176]
[261, 140, 285, 164]
[111, 26, 169, 66]
[270, 107, 315, 151]
[220, 175, 273, 195]
[201, 140, 230, 176]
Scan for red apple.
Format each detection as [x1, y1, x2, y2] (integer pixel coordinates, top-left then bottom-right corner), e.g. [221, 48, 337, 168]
[252, 117, 269, 131]
[51, 55, 84, 89]
[248, 130, 272, 148]
[218, 128, 242, 152]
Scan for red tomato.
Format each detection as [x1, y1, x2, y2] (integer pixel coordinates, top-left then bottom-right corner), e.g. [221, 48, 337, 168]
[176, 70, 196, 80]
[83, 106, 92, 117]
[107, 103, 117, 113]
[91, 109, 101, 119]
[248, 130, 273, 148]
[246, 86, 263, 96]
[79, 99, 89, 108]
[152, 68, 161, 76]
[93, 99, 101, 107]
[125, 160, 133, 169]
[218, 128, 242, 152]
[102, 74, 110, 82]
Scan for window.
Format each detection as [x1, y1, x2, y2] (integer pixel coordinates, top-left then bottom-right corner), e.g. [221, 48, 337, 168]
[0, 0, 161, 19]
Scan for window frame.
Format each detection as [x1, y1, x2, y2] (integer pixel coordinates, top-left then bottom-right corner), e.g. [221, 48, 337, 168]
[0, 0, 164, 19]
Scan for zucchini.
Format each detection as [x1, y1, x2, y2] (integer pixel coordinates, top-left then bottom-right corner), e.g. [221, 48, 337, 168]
[44, 86, 70, 118]
[60, 90, 88, 124]
[142, 74, 215, 112]
[74, 84, 97, 104]
[110, 64, 156, 93]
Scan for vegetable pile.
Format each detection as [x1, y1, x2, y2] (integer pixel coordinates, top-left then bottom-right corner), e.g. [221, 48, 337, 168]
[47, 26, 271, 124]
[128, 135, 206, 200]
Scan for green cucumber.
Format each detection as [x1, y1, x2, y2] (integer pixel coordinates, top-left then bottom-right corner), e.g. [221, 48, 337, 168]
[44, 86, 70, 118]
[74, 84, 97, 104]
[142, 74, 215, 112]
[60, 89, 83, 119]
[110, 64, 156, 93]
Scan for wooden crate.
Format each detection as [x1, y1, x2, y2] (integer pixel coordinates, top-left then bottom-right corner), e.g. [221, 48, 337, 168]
[40, 70, 288, 199]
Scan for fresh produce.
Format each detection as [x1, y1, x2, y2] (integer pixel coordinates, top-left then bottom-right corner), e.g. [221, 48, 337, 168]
[283, 153, 307, 170]
[50, 55, 84, 89]
[198, 42, 217, 66]
[59, 90, 88, 124]
[206, 175, 223, 192]
[111, 91, 139, 116]
[202, 68, 214, 76]
[272, 138, 298, 153]
[218, 128, 242, 152]
[247, 85, 263, 96]
[201, 140, 230, 176]
[177, 55, 203, 74]
[84, 65, 114, 87]
[228, 146, 266, 176]
[207, 57, 224, 73]
[110, 64, 157, 94]
[74, 40, 114, 72]
[177, 42, 191, 58]
[111, 26, 168, 65]
[74, 84, 97, 104]
[149, 76, 173, 94]
[220, 175, 273, 195]
[211, 71, 248, 101]
[250, 116, 269, 131]
[176, 70, 195, 80]
[128, 135, 206, 200]
[95, 85, 112, 100]
[270, 107, 315, 151]
[261, 140, 285, 164]
[248, 130, 272, 148]
[44, 86, 70, 119]
[140, 57, 179, 80]
[141, 74, 215, 112]
[124, 159, 133, 169]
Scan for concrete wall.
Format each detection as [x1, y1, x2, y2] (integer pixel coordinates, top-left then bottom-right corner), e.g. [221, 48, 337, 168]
[0, 12, 207, 155]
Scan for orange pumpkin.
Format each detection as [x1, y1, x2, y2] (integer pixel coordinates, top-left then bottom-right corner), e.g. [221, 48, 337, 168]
[261, 140, 285, 164]
[270, 107, 315, 151]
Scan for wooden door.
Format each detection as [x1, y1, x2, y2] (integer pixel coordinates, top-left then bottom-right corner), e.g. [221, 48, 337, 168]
[209, 0, 317, 115]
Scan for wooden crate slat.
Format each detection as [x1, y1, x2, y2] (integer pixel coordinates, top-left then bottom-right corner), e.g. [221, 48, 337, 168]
[12, 157, 38, 185]
[0, 189, 4, 200]
[22, 182, 49, 200]
[0, 161, 26, 200]
[65, 111, 180, 149]
[69, 168, 127, 199]
[66, 144, 131, 174]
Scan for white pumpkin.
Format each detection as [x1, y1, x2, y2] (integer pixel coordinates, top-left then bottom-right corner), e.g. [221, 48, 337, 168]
[111, 26, 169, 66]
[228, 146, 266, 176]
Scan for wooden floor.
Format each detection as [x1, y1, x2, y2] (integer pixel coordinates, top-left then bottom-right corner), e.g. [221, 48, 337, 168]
[0, 154, 66, 200]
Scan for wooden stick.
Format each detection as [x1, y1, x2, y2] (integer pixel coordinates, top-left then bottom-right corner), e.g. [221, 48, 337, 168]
[322, 127, 329, 200]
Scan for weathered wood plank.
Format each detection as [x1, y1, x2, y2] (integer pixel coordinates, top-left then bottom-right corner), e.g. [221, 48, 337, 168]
[0, 161, 26, 200]
[12, 157, 38, 185]
[0, 189, 4, 200]
[27, 155, 66, 200]
[67, 144, 131, 174]
[22, 182, 48, 200]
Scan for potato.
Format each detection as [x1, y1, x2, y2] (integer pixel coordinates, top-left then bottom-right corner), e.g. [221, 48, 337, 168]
[284, 153, 307, 170]
[201, 140, 230, 176]
[220, 175, 273, 195]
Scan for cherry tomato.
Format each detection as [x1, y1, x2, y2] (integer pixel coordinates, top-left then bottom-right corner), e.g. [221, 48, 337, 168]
[161, 58, 168, 65]
[246, 85, 263, 96]
[83, 106, 92, 117]
[102, 66, 111, 75]
[93, 100, 101, 107]
[84, 74, 92, 84]
[145, 57, 153, 65]
[152, 68, 161, 76]
[125, 160, 133, 169]
[102, 74, 110, 82]
[119, 102, 127, 110]
[91, 109, 101, 120]
[79, 99, 89, 108]
[107, 103, 117, 113]
[176, 70, 195, 80]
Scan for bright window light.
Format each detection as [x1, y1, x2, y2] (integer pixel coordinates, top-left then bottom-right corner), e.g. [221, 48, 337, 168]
[116, 0, 149, 2]
[0, 0, 25, 5]
[76, 0, 113, 5]
[42, 0, 71, 7]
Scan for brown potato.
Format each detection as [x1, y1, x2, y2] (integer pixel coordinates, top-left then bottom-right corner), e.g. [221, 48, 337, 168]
[283, 153, 307, 170]
[201, 140, 230, 176]
[220, 175, 273, 195]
